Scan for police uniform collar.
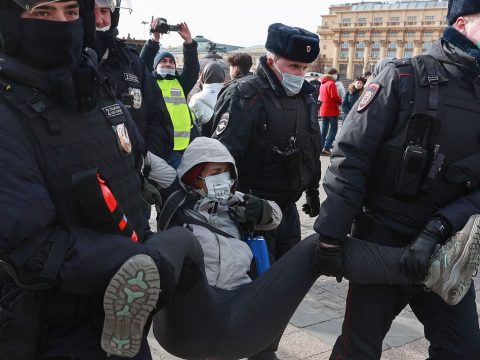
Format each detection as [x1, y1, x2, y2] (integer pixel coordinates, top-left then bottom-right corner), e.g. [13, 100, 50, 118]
[257, 56, 314, 96]
[443, 27, 480, 70]
[0, 54, 50, 95]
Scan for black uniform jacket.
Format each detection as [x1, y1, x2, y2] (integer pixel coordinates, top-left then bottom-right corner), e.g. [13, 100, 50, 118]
[315, 34, 480, 242]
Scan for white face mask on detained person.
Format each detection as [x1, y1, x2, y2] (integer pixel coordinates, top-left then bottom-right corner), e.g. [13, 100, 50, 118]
[273, 62, 305, 96]
[198, 172, 235, 205]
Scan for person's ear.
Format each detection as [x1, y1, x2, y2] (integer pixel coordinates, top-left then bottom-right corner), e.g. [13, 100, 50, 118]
[266, 57, 274, 66]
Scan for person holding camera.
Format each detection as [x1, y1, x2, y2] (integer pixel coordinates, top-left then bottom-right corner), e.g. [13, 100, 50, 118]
[314, 0, 480, 358]
[140, 18, 200, 168]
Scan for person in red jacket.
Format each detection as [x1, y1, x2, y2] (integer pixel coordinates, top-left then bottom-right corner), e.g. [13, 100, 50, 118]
[319, 68, 342, 156]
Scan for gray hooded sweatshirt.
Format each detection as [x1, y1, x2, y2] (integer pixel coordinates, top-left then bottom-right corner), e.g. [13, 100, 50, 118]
[176, 137, 282, 290]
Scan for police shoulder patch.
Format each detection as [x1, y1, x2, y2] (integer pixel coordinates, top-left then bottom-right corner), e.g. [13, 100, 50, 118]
[357, 82, 382, 113]
[214, 112, 230, 136]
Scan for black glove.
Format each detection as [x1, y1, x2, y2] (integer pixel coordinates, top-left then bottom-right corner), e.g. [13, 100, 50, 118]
[399, 219, 449, 281]
[302, 189, 320, 217]
[243, 194, 268, 225]
[142, 178, 162, 206]
[314, 235, 344, 282]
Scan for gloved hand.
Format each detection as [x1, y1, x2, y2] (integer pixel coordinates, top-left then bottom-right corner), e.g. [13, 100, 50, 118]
[302, 189, 320, 217]
[142, 178, 162, 206]
[314, 235, 344, 282]
[399, 219, 448, 281]
[243, 194, 268, 225]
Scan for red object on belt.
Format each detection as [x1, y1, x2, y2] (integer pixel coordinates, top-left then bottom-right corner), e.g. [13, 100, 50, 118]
[97, 173, 138, 242]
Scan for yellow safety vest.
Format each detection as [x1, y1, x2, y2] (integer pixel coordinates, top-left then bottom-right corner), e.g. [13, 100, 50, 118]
[157, 78, 192, 151]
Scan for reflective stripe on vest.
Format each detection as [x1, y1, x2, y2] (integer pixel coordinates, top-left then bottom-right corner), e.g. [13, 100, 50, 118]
[157, 78, 191, 151]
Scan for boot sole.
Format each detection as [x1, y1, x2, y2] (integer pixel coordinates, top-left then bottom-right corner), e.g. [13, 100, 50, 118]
[441, 216, 480, 305]
[101, 254, 160, 357]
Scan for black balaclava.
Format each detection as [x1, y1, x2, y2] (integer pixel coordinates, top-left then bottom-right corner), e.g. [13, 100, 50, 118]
[0, 0, 95, 69]
[19, 18, 84, 69]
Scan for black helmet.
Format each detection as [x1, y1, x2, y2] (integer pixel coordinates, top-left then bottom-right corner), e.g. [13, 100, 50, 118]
[0, 0, 115, 54]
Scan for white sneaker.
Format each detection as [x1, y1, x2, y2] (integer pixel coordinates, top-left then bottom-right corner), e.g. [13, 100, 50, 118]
[424, 215, 480, 305]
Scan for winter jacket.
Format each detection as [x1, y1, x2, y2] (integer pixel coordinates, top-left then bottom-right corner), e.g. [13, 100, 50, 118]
[319, 75, 342, 117]
[188, 83, 223, 125]
[342, 84, 363, 117]
[175, 137, 282, 290]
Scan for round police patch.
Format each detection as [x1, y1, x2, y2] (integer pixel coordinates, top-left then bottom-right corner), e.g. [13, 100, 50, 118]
[357, 82, 382, 113]
[128, 87, 143, 109]
[214, 112, 230, 136]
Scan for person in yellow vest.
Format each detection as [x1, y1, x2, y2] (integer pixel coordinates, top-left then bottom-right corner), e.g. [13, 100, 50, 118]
[141, 21, 200, 168]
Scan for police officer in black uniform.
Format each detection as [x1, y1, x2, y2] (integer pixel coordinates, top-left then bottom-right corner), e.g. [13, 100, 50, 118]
[314, 0, 480, 358]
[212, 23, 322, 260]
[0, 1, 188, 359]
[211, 23, 322, 360]
[93, 0, 173, 160]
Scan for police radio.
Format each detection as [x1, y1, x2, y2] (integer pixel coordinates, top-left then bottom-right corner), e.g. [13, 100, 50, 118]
[394, 119, 432, 198]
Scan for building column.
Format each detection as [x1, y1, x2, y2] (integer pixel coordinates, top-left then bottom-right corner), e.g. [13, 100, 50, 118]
[347, 40, 355, 79]
[363, 40, 371, 75]
[413, 40, 422, 56]
[332, 40, 340, 69]
[396, 40, 405, 59]
[380, 40, 387, 59]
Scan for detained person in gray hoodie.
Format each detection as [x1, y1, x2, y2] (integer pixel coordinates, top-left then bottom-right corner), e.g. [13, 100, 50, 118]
[166, 137, 282, 290]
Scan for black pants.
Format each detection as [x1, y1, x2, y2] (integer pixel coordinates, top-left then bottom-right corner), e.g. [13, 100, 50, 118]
[149, 232, 418, 360]
[261, 203, 301, 261]
[330, 219, 480, 360]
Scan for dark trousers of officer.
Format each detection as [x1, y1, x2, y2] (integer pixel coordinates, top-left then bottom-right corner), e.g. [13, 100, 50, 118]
[330, 214, 480, 360]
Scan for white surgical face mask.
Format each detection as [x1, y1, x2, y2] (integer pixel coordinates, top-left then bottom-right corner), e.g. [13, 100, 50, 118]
[332, 74, 339, 81]
[200, 172, 234, 204]
[274, 62, 304, 96]
[96, 25, 111, 32]
[464, 17, 480, 49]
[156, 68, 176, 77]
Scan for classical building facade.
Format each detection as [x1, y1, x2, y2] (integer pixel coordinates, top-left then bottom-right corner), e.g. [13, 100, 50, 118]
[318, 0, 448, 79]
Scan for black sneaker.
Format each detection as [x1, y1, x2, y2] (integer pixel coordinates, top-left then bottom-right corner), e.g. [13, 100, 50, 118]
[101, 254, 160, 357]
[424, 215, 480, 305]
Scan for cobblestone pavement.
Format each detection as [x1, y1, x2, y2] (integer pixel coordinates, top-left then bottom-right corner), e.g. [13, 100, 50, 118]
[148, 155, 480, 360]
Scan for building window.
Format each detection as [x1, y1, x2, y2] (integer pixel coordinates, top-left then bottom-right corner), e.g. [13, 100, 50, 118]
[406, 31, 416, 37]
[390, 16, 400, 21]
[358, 17, 367, 23]
[425, 16, 435, 21]
[388, 31, 398, 37]
[387, 50, 396, 58]
[388, 41, 396, 49]
[357, 31, 366, 37]
[371, 50, 379, 59]
[423, 41, 433, 50]
[407, 16, 417, 22]
[357, 41, 365, 49]
[341, 41, 349, 49]
[423, 31, 434, 37]
[404, 50, 413, 59]
[355, 50, 364, 59]
[323, 45, 327, 50]
[340, 51, 348, 59]
[405, 41, 414, 49]
[372, 31, 382, 37]
[341, 32, 351, 37]
[373, 17, 383, 24]
[342, 18, 351, 24]
[371, 41, 380, 49]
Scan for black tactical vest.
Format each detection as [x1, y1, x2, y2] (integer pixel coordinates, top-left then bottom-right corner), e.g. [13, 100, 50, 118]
[99, 44, 147, 138]
[0, 74, 143, 238]
[367, 55, 480, 228]
[238, 76, 321, 207]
